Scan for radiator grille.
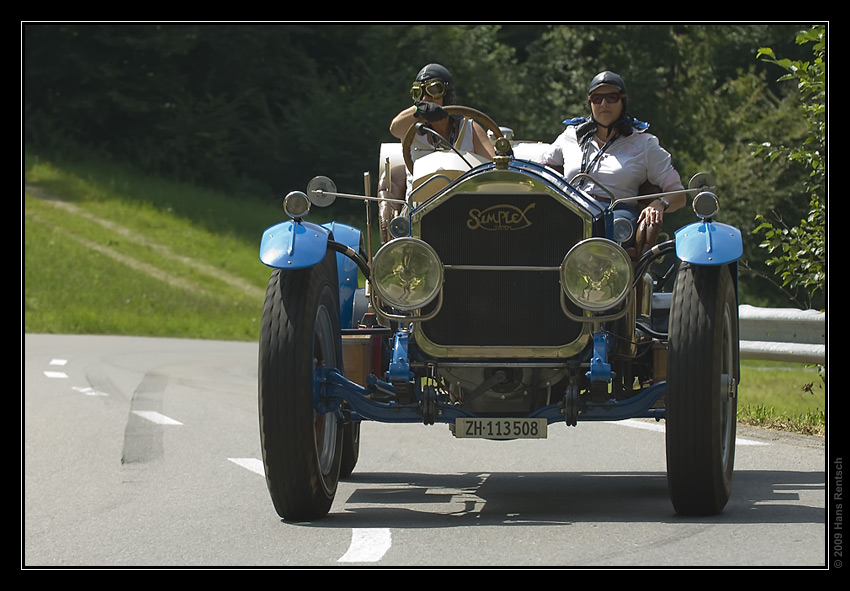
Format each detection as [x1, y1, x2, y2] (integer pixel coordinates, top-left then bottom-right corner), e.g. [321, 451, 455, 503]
[418, 191, 586, 348]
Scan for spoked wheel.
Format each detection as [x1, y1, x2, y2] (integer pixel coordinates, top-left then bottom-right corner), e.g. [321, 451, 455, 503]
[258, 251, 343, 521]
[666, 263, 739, 516]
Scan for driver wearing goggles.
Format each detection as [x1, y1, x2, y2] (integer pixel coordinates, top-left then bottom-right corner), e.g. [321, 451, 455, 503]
[380, 64, 495, 242]
[410, 78, 449, 102]
[389, 63, 459, 140]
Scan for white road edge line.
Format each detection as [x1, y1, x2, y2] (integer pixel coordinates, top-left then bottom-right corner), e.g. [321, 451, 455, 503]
[612, 419, 768, 445]
[338, 528, 392, 563]
[131, 410, 183, 425]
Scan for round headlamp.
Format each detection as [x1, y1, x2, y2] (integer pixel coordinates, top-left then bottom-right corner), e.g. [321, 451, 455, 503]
[612, 217, 634, 244]
[283, 191, 310, 219]
[560, 238, 633, 312]
[371, 237, 443, 311]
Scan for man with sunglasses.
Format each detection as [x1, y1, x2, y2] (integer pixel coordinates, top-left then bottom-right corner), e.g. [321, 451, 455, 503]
[379, 64, 494, 241]
[540, 71, 686, 255]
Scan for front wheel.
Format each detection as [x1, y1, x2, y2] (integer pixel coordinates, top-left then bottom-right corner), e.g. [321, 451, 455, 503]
[258, 252, 344, 521]
[666, 263, 739, 516]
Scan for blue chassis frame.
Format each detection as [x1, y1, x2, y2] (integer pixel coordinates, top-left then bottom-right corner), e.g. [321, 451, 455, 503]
[260, 189, 743, 430]
[315, 365, 668, 425]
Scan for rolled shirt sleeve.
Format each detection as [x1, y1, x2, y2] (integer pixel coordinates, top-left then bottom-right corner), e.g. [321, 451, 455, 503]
[644, 134, 684, 193]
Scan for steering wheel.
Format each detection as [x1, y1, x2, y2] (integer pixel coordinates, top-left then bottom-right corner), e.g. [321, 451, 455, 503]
[401, 105, 503, 174]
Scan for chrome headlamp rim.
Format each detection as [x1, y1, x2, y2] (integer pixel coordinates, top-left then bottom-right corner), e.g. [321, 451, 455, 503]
[560, 237, 633, 312]
[283, 191, 311, 219]
[370, 237, 444, 311]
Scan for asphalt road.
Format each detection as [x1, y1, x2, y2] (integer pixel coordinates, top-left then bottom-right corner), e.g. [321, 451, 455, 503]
[23, 334, 828, 568]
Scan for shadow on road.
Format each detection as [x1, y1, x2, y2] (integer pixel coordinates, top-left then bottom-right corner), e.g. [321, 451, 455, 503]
[292, 469, 824, 528]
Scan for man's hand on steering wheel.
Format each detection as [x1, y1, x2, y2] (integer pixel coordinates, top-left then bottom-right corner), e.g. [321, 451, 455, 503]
[414, 101, 448, 122]
[402, 106, 503, 174]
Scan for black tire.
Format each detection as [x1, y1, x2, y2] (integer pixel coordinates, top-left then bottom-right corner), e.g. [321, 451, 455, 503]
[339, 420, 360, 479]
[258, 252, 343, 521]
[666, 263, 738, 516]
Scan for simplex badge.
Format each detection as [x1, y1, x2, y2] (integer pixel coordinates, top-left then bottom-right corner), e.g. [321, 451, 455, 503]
[466, 202, 536, 231]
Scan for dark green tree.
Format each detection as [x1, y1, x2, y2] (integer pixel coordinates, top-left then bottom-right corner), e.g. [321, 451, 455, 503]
[752, 25, 826, 309]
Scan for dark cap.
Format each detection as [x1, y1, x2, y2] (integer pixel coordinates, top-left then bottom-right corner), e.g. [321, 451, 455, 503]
[588, 71, 626, 94]
[416, 63, 453, 84]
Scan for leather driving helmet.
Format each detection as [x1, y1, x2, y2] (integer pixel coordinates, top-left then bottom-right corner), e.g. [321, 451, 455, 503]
[587, 70, 630, 130]
[588, 71, 626, 94]
[416, 63, 453, 84]
[412, 63, 456, 105]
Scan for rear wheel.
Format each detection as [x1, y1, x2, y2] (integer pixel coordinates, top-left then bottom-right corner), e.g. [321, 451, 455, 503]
[340, 419, 360, 478]
[666, 263, 738, 516]
[258, 252, 343, 521]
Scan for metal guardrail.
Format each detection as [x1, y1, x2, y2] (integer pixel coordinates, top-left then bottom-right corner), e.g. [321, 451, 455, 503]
[739, 305, 825, 364]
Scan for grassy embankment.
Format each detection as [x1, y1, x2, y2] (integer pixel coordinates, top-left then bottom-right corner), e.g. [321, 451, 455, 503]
[22, 153, 825, 436]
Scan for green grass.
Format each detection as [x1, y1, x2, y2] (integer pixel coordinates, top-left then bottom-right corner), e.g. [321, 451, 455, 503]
[24, 156, 271, 340]
[738, 361, 825, 436]
[23, 152, 368, 340]
[23, 151, 825, 436]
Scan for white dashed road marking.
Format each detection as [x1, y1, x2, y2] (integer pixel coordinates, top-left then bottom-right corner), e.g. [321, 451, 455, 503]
[228, 458, 393, 563]
[72, 386, 108, 397]
[131, 410, 183, 425]
[338, 528, 392, 563]
[228, 458, 265, 476]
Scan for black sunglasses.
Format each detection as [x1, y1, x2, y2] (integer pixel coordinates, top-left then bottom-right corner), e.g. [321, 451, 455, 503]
[589, 92, 625, 104]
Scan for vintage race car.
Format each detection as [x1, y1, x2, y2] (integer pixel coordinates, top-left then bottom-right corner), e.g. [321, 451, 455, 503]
[258, 106, 744, 522]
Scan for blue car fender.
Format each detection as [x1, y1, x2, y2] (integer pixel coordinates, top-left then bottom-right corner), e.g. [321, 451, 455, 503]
[260, 219, 330, 270]
[323, 222, 362, 330]
[259, 219, 363, 329]
[674, 220, 743, 266]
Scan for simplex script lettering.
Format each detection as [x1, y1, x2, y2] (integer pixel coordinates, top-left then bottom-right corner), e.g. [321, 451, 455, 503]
[467, 202, 536, 231]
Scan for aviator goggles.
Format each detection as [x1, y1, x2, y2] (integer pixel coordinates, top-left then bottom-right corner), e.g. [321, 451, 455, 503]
[411, 79, 448, 101]
[589, 92, 625, 105]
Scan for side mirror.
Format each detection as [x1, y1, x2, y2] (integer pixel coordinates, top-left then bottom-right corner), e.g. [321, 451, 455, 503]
[306, 176, 338, 207]
[688, 172, 716, 192]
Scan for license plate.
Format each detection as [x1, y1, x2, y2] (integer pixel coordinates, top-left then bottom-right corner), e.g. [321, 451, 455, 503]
[455, 417, 548, 440]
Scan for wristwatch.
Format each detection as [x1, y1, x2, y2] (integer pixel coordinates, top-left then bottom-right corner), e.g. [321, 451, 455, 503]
[657, 197, 670, 211]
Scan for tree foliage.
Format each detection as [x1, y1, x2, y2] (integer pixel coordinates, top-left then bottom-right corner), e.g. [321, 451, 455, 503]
[23, 23, 822, 307]
[752, 25, 825, 309]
